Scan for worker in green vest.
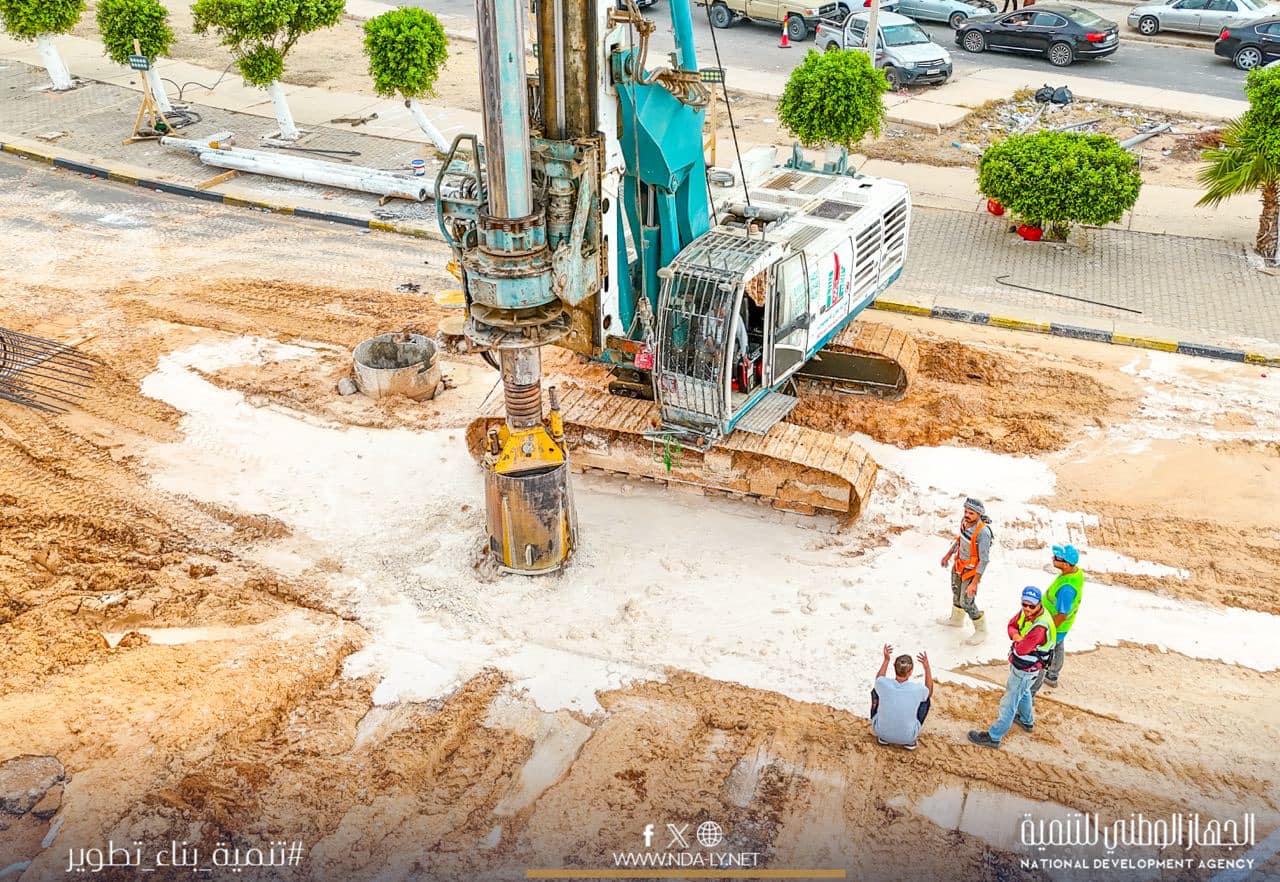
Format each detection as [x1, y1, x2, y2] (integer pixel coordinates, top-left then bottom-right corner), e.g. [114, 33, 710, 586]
[1033, 544, 1085, 693]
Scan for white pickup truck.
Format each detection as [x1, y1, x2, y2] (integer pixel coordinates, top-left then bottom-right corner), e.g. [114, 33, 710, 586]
[814, 11, 954, 88]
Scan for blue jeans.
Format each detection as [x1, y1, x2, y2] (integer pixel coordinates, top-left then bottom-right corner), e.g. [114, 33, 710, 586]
[989, 665, 1038, 742]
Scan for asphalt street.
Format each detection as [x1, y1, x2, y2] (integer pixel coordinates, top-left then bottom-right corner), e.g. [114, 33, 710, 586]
[397, 0, 1251, 100]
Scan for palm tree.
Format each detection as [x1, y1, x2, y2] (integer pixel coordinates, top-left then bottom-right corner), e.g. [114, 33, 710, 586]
[1198, 66, 1280, 263]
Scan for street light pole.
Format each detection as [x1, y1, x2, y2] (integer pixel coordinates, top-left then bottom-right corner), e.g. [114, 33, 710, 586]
[864, 0, 881, 64]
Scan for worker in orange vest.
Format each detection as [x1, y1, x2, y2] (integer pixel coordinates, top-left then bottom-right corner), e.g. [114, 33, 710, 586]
[938, 497, 993, 645]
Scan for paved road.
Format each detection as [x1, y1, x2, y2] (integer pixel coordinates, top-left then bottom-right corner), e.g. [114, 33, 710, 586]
[398, 0, 1250, 100]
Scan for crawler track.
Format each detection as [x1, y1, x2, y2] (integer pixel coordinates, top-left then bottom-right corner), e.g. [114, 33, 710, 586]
[467, 322, 918, 520]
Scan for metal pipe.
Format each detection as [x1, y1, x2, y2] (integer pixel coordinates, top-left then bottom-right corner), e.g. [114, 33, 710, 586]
[195, 150, 431, 201]
[669, 0, 699, 72]
[476, 0, 534, 218]
[536, 0, 560, 139]
[162, 137, 433, 201]
[554, 0, 567, 136]
[1120, 123, 1172, 150]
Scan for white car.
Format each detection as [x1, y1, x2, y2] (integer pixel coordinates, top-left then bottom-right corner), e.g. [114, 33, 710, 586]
[1127, 0, 1265, 36]
[815, 11, 954, 87]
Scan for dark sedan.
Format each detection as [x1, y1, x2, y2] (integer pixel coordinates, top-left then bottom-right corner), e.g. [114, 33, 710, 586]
[955, 5, 1120, 66]
[1214, 17, 1280, 70]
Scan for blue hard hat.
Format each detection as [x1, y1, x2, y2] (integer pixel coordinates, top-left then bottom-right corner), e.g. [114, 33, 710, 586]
[1021, 586, 1042, 605]
[1052, 544, 1080, 566]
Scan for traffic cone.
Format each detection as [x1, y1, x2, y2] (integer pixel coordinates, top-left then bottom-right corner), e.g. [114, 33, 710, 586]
[779, 19, 791, 48]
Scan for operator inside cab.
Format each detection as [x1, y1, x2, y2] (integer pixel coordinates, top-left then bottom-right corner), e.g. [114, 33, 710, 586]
[733, 273, 766, 395]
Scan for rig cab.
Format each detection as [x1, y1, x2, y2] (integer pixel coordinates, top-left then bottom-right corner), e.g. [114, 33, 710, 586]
[654, 157, 911, 442]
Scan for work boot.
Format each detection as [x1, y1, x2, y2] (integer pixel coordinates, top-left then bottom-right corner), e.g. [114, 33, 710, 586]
[963, 613, 987, 645]
[968, 730, 1000, 749]
[937, 606, 966, 628]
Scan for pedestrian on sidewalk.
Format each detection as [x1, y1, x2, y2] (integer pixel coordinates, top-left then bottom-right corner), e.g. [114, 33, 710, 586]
[1001, 0, 1020, 13]
[968, 586, 1057, 749]
[1033, 544, 1084, 693]
[871, 643, 934, 750]
[938, 497, 993, 645]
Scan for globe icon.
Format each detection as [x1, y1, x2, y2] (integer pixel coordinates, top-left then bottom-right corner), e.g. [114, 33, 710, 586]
[696, 821, 724, 848]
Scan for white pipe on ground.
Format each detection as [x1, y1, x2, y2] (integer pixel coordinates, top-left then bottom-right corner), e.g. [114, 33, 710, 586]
[35, 34, 72, 92]
[161, 135, 434, 201]
[267, 80, 300, 140]
[144, 66, 173, 113]
[407, 98, 450, 154]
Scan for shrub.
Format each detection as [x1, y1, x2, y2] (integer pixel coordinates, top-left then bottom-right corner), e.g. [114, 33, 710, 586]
[777, 49, 888, 150]
[97, 0, 174, 64]
[977, 131, 1142, 239]
[191, 0, 344, 87]
[0, 0, 84, 39]
[363, 7, 448, 101]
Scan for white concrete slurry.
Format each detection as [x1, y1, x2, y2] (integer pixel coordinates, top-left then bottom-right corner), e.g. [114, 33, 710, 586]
[139, 338, 1280, 718]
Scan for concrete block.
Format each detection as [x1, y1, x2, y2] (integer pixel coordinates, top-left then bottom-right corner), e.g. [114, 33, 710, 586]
[887, 99, 970, 132]
[918, 78, 1013, 109]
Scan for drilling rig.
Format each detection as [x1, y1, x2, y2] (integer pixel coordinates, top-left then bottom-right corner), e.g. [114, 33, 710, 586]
[436, 0, 917, 574]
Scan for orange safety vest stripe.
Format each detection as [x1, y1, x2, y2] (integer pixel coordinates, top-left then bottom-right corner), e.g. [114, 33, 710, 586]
[953, 521, 986, 581]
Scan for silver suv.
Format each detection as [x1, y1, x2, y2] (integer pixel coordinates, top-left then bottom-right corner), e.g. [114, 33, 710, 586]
[815, 10, 954, 87]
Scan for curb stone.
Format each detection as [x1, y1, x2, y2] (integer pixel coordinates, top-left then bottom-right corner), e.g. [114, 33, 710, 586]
[871, 298, 1280, 367]
[4, 138, 1276, 369]
[0, 140, 437, 240]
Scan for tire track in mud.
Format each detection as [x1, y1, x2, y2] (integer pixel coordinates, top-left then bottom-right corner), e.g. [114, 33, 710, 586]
[1088, 509, 1280, 614]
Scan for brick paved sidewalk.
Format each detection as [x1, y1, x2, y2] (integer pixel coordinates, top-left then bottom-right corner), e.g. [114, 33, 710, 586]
[901, 210, 1280, 351]
[0, 61, 442, 233]
[2, 60, 1278, 356]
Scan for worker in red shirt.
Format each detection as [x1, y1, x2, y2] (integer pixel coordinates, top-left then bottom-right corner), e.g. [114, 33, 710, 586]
[967, 586, 1058, 749]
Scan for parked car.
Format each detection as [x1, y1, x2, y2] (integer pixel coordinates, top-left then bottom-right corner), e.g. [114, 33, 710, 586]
[955, 5, 1121, 65]
[700, 0, 843, 40]
[815, 11, 954, 86]
[1214, 16, 1280, 67]
[897, 0, 997, 29]
[1127, 0, 1264, 37]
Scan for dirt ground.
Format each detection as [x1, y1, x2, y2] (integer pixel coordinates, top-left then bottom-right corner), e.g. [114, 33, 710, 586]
[1, 155, 1278, 882]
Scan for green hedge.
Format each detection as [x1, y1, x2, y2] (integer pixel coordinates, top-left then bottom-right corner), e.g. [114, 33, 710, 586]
[0, 0, 84, 39]
[363, 7, 448, 101]
[777, 49, 887, 150]
[97, 0, 173, 65]
[978, 131, 1142, 239]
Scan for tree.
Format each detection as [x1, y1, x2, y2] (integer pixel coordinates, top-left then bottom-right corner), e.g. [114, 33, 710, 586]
[1198, 65, 1280, 263]
[97, 0, 175, 111]
[977, 131, 1142, 240]
[777, 49, 887, 151]
[363, 8, 449, 151]
[0, 0, 84, 91]
[191, 0, 345, 140]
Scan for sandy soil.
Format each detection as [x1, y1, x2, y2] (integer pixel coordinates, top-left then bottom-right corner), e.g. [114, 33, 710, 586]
[1, 160, 1278, 882]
